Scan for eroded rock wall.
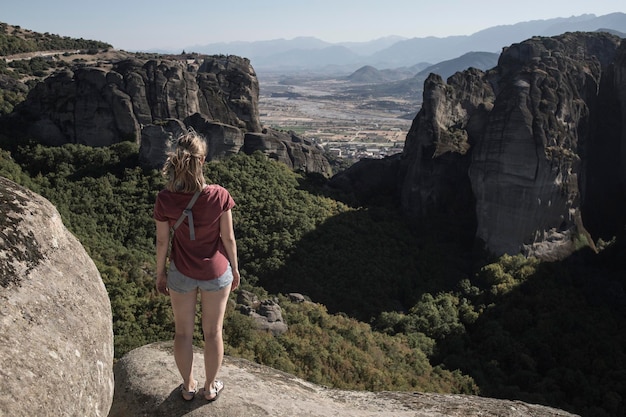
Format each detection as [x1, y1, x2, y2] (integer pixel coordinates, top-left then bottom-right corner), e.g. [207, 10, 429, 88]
[244, 128, 333, 176]
[8, 54, 333, 175]
[469, 33, 621, 257]
[399, 68, 494, 236]
[14, 55, 260, 148]
[333, 32, 625, 258]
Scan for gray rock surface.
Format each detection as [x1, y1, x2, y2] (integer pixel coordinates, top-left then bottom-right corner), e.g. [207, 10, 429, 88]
[110, 341, 579, 417]
[236, 290, 289, 335]
[13, 55, 260, 147]
[332, 31, 626, 259]
[244, 128, 333, 176]
[8, 53, 333, 176]
[0, 176, 114, 416]
[468, 33, 622, 257]
[138, 119, 187, 169]
[185, 113, 246, 159]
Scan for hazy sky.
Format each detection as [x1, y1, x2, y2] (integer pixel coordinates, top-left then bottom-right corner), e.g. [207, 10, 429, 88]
[3, 0, 624, 51]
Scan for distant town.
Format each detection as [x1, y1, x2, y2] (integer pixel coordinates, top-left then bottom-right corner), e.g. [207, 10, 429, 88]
[259, 79, 415, 163]
[305, 124, 406, 160]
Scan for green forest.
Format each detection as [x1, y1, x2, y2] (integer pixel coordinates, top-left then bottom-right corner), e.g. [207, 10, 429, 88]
[1, 138, 625, 417]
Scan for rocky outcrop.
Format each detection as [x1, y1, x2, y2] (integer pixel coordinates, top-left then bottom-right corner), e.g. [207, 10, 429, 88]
[13, 55, 260, 147]
[468, 32, 623, 258]
[236, 290, 288, 336]
[138, 115, 247, 170]
[244, 128, 333, 176]
[110, 341, 579, 417]
[186, 113, 246, 159]
[400, 66, 494, 223]
[0, 176, 114, 416]
[6, 53, 333, 175]
[331, 32, 626, 259]
[138, 118, 187, 169]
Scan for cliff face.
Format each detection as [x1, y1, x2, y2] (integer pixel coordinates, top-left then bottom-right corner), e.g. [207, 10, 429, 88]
[7, 54, 332, 175]
[468, 33, 623, 258]
[13, 55, 260, 146]
[244, 127, 333, 176]
[333, 32, 626, 259]
[399, 67, 494, 237]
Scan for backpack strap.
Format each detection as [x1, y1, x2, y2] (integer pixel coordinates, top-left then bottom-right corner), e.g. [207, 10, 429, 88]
[172, 191, 201, 241]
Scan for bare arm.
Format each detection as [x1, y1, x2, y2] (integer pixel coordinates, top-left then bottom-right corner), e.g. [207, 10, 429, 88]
[155, 220, 170, 295]
[220, 209, 240, 291]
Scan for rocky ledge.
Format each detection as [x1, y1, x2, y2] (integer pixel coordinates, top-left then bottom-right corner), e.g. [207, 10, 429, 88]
[110, 342, 579, 417]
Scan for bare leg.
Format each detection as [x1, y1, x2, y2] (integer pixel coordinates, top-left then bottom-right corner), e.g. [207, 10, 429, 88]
[170, 288, 199, 391]
[200, 284, 231, 398]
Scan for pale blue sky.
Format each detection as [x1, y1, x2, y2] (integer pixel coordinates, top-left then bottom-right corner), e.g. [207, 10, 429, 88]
[3, 0, 624, 51]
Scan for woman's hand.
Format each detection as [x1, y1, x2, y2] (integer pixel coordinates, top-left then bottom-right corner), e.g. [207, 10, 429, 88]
[156, 271, 169, 295]
[231, 268, 241, 292]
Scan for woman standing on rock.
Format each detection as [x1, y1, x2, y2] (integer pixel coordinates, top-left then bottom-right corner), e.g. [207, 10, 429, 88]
[153, 129, 240, 402]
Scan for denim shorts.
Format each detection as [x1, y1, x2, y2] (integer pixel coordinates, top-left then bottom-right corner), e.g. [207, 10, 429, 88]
[167, 262, 233, 293]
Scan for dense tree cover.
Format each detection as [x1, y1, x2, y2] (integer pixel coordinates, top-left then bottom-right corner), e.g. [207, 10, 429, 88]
[7, 56, 67, 77]
[1, 141, 625, 416]
[372, 253, 626, 417]
[0, 22, 111, 56]
[0, 87, 24, 116]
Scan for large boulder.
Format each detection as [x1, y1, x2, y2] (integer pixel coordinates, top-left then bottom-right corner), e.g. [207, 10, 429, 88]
[0, 177, 114, 416]
[138, 114, 247, 170]
[185, 112, 246, 159]
[236, 291, 289, 336]
[109, 341, 578, 417]
[138, 119, 187, 169]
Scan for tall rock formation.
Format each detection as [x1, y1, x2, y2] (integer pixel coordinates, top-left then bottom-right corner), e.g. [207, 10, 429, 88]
[332, 32, 626, 259]
[0, 176, 114, 416]
[5, 53, 332, 175]
[467, 32, 623, 258]
[13, 55, 260, 146]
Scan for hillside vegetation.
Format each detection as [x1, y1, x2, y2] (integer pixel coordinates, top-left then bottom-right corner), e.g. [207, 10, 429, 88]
[0, 22, 115, 116]
[1, 139, 625, 417]
[0, 22, 111, 56]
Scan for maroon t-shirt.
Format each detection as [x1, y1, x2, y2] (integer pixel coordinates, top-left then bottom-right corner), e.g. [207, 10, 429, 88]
[154, 184, 235, 280]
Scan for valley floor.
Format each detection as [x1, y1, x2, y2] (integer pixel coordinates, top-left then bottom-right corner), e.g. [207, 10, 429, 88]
[258, 74, 416, 160]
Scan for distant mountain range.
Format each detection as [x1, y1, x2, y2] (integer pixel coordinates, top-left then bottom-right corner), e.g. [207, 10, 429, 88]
[169, 13, 626, 74]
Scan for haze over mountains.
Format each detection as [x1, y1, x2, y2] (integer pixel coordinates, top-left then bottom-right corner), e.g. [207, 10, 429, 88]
[171, 13, 626, 73]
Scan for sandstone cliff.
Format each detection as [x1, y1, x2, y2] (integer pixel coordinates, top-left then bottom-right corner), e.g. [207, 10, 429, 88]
[0, 176, 114, 416]
[110, 341, 579, 417]
[331, 32, 626, 259]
